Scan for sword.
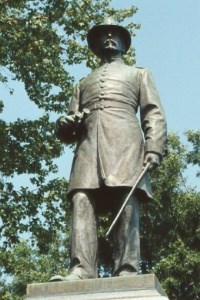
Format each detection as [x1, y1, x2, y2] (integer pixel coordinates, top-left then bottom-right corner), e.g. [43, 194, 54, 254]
[106, 161, 151, 238]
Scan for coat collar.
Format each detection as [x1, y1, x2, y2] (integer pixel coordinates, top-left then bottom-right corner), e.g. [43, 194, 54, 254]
[101, 56, 125, 65]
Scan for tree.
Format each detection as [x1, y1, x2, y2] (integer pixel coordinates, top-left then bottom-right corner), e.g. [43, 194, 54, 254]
[186, 129, 200, 176]
[0, 0, 138, 298]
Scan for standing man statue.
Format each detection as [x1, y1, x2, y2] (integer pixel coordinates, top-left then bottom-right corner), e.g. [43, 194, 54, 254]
[52, 17, 167, 281]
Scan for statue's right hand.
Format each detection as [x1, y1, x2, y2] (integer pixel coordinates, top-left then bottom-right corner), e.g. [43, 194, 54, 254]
[56, 115, 75, 127]
[55, 115, 77, 144]
[55, 115, 75, 132]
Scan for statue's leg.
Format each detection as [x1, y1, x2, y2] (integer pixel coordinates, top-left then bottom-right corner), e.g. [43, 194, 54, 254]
[112, 193, 140, 276]
[69, 190, 98, 279]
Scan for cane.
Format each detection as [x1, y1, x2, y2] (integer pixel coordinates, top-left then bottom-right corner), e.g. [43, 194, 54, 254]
[106, 161, 151, 238]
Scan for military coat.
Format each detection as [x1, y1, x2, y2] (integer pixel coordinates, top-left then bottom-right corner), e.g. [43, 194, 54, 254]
[67, 58, 167, 200]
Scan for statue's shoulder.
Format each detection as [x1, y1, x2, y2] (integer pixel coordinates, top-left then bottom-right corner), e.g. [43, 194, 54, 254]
[135, 66, 151, 76]
[78, 76, 87, 86]
[125, 65, 146, 75]
[79, 67, 100, 85]
[124, 64, 145, 71]
[136, 66, 145, 69]
[79, 77, 86, 82]
[135, 66, 152, 72]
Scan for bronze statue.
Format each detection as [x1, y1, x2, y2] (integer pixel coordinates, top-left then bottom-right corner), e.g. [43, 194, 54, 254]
[51, 17, 167, 281]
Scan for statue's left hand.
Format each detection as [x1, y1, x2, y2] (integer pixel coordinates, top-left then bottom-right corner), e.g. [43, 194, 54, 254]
[144, 152, 160, 171]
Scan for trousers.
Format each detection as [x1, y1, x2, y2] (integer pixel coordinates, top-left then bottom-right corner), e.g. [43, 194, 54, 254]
[68, 188, 140, 278]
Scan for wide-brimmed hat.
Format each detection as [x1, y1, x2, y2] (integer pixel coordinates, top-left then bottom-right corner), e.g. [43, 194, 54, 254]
[87, 16, 131, 57]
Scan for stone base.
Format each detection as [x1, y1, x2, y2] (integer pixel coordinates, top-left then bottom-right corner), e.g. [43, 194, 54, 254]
[26, 274, 169, 300]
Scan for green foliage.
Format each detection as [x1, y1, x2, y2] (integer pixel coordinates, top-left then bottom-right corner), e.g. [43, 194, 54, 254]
[156, 240, 200, 300]
[0, 237, 69, 299]
[0, 115, 61, 176]
[186, 130, 200, 176]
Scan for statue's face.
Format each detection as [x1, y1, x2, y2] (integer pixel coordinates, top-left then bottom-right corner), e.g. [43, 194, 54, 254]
[98, 29, 125, 57]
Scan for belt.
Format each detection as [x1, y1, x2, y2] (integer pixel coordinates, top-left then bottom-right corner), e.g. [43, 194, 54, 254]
[83, 100, 136, 112]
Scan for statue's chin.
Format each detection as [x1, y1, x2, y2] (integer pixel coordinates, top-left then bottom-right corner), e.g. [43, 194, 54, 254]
[102, 48, 121, 57]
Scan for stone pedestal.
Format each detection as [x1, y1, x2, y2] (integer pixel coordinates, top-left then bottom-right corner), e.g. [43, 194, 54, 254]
[26, 274, 169, 300]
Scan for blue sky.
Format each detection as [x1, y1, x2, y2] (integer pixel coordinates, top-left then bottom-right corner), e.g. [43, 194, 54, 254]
[1, 1, 200, 189]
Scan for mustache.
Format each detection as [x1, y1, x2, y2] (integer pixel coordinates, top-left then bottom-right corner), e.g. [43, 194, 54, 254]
[104, 39, 117, 47]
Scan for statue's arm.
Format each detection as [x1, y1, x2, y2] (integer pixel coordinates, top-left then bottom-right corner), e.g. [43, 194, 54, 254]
[55, 83, 80, 144]
[139, 69, 167, 168]
[68, 83, 80, 115]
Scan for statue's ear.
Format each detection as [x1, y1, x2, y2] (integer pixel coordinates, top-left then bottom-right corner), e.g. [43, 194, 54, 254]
[122, 43, 126, 54]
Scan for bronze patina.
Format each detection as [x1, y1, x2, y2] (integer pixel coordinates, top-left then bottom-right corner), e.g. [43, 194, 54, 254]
[53, 16, 167, 282]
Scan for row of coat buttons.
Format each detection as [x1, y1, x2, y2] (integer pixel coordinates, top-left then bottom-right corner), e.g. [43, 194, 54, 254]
[99, 64, 109, 100]
[95, 62, 109, 110]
